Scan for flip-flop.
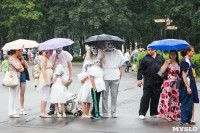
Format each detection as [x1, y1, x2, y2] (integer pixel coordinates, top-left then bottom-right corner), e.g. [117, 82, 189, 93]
[40, 114, 52, 118]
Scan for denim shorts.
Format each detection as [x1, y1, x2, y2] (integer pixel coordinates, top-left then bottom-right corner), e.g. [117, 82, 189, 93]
[20, 71, 26, 83]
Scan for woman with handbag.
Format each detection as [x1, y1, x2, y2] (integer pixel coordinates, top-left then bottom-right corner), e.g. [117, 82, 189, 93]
[37, 50, 53, 118]
[158, 50, 181, 122]
[19, 56, 29, 115]
[8, 49, 24, 118]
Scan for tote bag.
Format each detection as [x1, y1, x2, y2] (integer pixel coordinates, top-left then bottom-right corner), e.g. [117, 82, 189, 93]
[3, 71, 18, 87]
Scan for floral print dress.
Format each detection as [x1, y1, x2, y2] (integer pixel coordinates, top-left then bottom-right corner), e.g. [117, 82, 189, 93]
[158, 63, 181, 121]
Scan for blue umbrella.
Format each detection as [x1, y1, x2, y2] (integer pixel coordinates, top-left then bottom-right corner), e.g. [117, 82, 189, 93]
[148, 39, 190, 51]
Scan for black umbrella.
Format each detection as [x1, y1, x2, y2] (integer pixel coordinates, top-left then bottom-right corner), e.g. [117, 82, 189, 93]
[84, 34, 124, 47]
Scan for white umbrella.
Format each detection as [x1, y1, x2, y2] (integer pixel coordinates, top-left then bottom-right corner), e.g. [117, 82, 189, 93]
[2, 39, 39, 50]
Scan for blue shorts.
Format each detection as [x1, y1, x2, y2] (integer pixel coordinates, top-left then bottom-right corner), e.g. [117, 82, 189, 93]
[20, 71, 26, 83]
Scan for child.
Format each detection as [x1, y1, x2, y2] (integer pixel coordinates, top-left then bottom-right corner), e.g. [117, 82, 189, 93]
[50, 64, 73, 118]
[89, 59, 106, 119]
[77, 61, 93, 118]
[1, 55, 9, 74]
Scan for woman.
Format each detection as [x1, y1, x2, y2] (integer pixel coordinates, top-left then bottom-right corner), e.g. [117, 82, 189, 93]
[37, 50, 53, 118]
[124, 49, 131, 72]
[8, 49, 24, 118]
[34, 51, 43, 87]
[19, 56, 29, 115]
[158, 50, 181, 122]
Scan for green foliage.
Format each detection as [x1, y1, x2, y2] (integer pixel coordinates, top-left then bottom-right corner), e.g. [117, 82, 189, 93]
[192, 54, 200, 76]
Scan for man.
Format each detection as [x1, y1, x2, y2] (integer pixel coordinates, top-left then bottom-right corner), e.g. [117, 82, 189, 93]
[179, 46, 195, 127]
[48, 47, 73, 115]
[131, 48, 139, 63]
[100, 41, 125, 118]
[137, 46, 165, 120]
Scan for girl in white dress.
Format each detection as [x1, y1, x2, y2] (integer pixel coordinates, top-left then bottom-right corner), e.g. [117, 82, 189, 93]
[77, 61, 93, 118]
[90, 59, 106, 119]
[50, 64, 73, 118]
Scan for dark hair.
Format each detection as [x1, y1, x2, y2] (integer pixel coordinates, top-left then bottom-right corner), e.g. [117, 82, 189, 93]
[169, 50, 179, 64]
[181, 46, 194, 57]
[39, 51, 43, 55]
[10, 50, 16, 55]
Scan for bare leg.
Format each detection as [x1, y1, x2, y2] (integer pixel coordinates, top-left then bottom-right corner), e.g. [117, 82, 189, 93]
[20, 83, 26, 110]
[86, 103, 90, 116]
[35, 79, 38, 87]
[191, 104, 194, 121]
[82, 102, 86, 116]
[55, 103, 59, 114]
[61, 104, 66, 117]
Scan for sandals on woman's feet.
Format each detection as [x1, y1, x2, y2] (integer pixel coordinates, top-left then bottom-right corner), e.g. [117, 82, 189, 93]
[166, 118, 173, 122]
[62, 113, 67, 118]
[40, 113, 52, 118]
[57, 113, 62, 118]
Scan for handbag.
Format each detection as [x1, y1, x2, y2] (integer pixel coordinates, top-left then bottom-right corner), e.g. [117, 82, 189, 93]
[24, 68, 30, 81]
[32, 64, 41, 79]
[128, 63, 132, 67]
[3, 71, 18, 87]
[176, 77, 184, 90]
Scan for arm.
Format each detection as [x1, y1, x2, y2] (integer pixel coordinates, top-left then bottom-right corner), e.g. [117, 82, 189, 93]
[12, 61, 24, 72]
[182, 71, 192, 95]
[100, 54, 105, 68]
[119, 66, 123, 79]
[21, 57, 28, 69]
[90, 75, 97, 91]
[52, 55, 58, 71]
[67, 61, 72, 81]
[137, 58, 144, 87]
[160, 60, 170, 74]
[51, 75, 58, 83]
[81, 75, 88, 84]
[41, 57, 50, 86]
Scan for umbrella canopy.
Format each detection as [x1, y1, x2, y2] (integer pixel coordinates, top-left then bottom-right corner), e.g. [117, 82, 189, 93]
[2, 39, 39, 50]
[148, 39, 189, 51]
[84, 34, 124, 46]
[38, 38, 74, 50]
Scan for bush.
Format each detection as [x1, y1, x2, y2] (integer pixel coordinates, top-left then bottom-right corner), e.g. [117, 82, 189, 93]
[72, 56, 84, 63]
[136, 51, 200, 76]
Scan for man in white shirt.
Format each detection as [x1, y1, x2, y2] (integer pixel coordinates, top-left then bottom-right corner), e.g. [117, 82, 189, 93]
[100, 41, 125, 118]
[48, 47, 73, 115]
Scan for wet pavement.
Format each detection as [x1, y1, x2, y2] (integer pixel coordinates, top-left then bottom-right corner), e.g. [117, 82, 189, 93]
[0, 63, 199, 133]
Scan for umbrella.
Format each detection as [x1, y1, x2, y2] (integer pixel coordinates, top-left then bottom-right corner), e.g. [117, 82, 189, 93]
[2, 39, 39, 50]
[38, 38, 74, 50]
[148, 39, 189, 51]
[84, 34, 124, 47]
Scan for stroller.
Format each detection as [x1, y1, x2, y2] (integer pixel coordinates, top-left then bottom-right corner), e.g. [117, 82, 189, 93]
[64, 80, 82, 117]
[64, 93, 82, 117]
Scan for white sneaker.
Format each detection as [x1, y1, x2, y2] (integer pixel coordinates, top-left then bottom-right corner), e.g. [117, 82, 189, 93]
[151, 115, 160, 118]
[112, 113, 117, 118]
[103, 114, 108, 118]
[139, 115, 145, 120]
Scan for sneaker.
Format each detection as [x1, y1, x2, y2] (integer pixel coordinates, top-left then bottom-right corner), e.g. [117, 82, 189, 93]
[189, 121, 196, 125]
[151, 115, 160, 118]
[103, 114, 108, 118]
[112, 113, 117, 118]
[139, 115, 145, 120]
[97, 115, 104, 119]
[47, 111, 54, 115]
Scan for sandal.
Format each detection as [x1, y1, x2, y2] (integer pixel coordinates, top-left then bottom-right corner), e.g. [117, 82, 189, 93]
[9, 114, 20, 118]
[20, 109, 27, 115]
[166, 118, 173, 122]
[57, 113, 62, 118]
[62, 113, 67, 118]
[40, 113, 52, 118]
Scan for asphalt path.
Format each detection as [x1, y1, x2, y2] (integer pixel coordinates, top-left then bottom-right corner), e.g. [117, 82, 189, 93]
[0, 63, 199, 133]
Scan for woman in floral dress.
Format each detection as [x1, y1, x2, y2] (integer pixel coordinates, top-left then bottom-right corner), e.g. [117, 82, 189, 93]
[158, 50, 181, 122]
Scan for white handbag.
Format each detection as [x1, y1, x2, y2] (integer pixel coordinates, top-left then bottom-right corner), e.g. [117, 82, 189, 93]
[3, 71, 18, 87]
[32, 64, 41, 79]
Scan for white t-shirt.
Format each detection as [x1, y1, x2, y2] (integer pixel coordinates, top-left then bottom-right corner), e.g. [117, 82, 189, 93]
[99, 49, 125, 80]
[50, 50, 73, 76]
[124, 52, 130, 61]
